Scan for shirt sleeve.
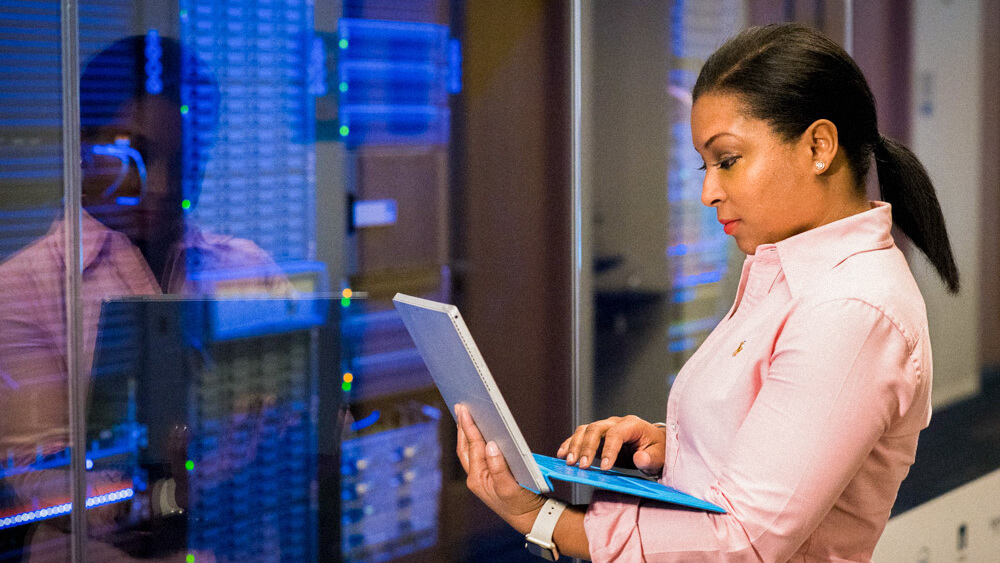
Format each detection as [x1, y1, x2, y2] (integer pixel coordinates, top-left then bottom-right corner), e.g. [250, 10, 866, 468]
[0, 266, 70, 460]
[583, 298, 922, 562]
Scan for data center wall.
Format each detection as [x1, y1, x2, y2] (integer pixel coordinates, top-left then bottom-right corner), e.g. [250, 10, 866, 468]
[329, 2, 461, 561]
[0, 2, 73, 560]
[2, 0, 331, 561]
[1, 0, 464, 561]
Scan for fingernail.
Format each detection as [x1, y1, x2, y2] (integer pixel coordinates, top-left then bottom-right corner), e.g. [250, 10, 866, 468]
[566, 453, 575, 464]
[486, 441, 499, 456]
[601, 457, 610, 470]
[580, 456, 589, 467]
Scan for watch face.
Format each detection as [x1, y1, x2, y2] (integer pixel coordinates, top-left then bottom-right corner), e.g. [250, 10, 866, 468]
[525, 541, 558, 561]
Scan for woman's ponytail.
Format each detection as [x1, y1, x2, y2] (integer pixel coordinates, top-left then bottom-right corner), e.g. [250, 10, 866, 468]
[875, 135, 960, 293]
[694, 24, 960, 293]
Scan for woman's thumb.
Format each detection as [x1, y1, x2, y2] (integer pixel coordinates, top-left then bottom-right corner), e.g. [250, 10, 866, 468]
[633, 445, 664, 475]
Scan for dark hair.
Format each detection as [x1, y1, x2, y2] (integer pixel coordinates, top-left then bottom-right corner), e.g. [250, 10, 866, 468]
[80, 34, 219, 204]
[693, 23, 959, 293]
[80, 34, 219, 137]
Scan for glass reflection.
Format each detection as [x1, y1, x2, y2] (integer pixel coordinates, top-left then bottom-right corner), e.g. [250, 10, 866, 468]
[0, 33, 301, 562]
[78, 35, 292, 296]
[0, 0, 72, 557]
[9, 0, 466, 560]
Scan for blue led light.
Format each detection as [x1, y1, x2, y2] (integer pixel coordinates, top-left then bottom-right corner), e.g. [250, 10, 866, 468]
[336, 18, 454, 147]
[1, 425, 143, 480]
[145, 29, 163, 95]
[671, 293, 693, 307]
[308, 36, 327, 96]
[350, 410, 380, 432]
[447, 38, 462, 94]
[668, 338, 695, 353]
[667, 244, 688, 256]
[85, 488, 135, 508]
[0, 489, 134, 530]
[86, 140, 148, 205]
[673, 270, 723, 288]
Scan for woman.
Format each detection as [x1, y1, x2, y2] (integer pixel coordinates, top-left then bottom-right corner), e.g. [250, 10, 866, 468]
[456, 23, 958, 562]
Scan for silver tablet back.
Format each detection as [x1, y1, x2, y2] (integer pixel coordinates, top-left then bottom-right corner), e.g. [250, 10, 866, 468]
[393, 293, 549, 493]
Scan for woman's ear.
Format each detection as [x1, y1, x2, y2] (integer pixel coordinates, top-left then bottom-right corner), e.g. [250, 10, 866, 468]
[804, 119, 839, 174]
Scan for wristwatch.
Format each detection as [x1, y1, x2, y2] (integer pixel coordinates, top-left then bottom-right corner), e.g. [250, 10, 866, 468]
[525, 498, 568, 561]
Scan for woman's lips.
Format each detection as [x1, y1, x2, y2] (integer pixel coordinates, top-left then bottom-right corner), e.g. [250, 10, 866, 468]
[721, 219, 739, 235]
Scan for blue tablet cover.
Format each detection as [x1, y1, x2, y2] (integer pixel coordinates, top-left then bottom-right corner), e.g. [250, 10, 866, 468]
[393, 293, 725, 514]
[533, 454, 726, 513]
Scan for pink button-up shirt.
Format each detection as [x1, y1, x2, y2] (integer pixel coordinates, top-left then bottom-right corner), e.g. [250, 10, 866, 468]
[584, 202, 932, 562]
[0, 211, 291, 460]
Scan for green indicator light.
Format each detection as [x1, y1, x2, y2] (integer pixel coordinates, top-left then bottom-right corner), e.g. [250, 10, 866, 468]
[180, 105, 190, 115]
[181, 199, 191, 210]
[186, 555, 195, 563]
[339, 39, 348, 49]
[339, 125, 349, 137]
[341, 296, 350, 307]
[342, 381, 352, 392]
[339, 82, 348, 93]
[179, 9, 188, 17]
[185, 460, 194, 471]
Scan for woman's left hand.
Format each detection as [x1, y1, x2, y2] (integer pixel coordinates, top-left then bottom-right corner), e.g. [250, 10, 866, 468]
[455, 403, 546, 535]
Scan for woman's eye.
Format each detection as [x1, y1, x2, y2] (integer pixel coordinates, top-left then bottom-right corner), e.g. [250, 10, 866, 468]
[718, 156, 739, 170]
[697, 156, 740, 172]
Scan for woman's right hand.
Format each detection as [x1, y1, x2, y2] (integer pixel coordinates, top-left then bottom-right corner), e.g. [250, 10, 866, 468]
[557, 415, 666, 476]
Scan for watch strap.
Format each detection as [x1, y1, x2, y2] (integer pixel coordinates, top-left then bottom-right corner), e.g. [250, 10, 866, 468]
[525, 498, 568, 561]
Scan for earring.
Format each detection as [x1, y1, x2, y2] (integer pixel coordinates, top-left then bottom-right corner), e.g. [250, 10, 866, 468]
[815, 161, 826, 171]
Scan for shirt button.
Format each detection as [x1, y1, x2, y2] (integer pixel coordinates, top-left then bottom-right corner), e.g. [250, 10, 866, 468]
[670, 422, 678, 432]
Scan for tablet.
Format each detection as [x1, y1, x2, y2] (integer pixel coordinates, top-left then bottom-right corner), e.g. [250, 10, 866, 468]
[393, 293, 549, 491]
[392, 293, 725, 512]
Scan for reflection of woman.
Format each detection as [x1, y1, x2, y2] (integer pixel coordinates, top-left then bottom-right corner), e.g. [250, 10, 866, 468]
[457, 24, 959, 561]
[0, 35, 289, 562]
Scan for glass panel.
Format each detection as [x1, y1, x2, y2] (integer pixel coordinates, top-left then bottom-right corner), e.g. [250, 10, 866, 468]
[583, 2, 1000, 561]
[586, 0, 856, 435]
[59, 0, 462, 560]
[330, 4, 455, 561]
[83, 297, 334, 562]
[0, 0, 72, 561]
[72, 0, 337, 557]
[587, 0, 747, 424]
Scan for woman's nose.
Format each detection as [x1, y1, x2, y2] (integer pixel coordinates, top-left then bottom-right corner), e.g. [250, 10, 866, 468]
[145, 161, 169, 197]
[700, 174, 724, 207]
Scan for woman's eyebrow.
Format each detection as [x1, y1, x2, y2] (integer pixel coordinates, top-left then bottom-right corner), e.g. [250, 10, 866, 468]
[703, 131, 736, 150]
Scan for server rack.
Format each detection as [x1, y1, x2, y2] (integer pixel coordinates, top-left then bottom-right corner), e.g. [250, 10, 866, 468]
[331, 2, 460, 560]
[5, 0, 471, 561]
[2, 0, 332, 559]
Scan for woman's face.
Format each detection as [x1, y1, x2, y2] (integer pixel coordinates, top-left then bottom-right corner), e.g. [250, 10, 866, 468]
[691, 92, 830, 255]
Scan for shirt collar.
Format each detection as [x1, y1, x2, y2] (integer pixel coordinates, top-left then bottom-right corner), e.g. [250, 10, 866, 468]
[46, 209, 115, 272]
[765, 201, 895, 298]
[180, 222, 214, 250]
[48, 211, 221, 269]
